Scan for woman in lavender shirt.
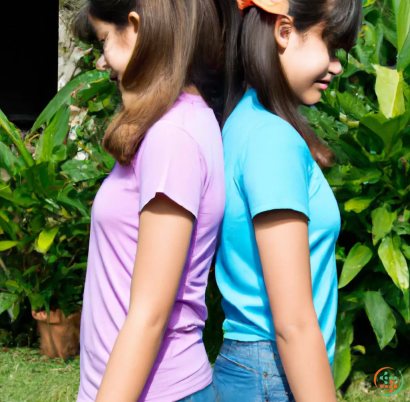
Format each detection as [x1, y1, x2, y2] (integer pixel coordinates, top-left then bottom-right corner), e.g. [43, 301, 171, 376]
[74, 1, 225, 401]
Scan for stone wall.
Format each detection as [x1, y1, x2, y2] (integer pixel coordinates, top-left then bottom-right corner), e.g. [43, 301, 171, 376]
[59, 1, 91, 90]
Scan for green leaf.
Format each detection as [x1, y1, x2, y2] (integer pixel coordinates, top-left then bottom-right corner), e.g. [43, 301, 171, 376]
[89, 145, 115, 171]
[61, 160, 102, 183]
[10, 301, 20, 322]
[23, 265, 41, 277]
[397, 0, 410, 52]
[53, 106, 71, 147]
[360, 112, 410, 154]
[355, 22, 382, 68]
[0, 293, 19, 315]
[0, 109, 34, 167]
[333, 311, 354, 390]
[384, 281, 409, 323]
[402, 241, 410, 260]
[378, 236, 409, 292]
[35, 107, 70, 163]
[0, 143, 17, 175]
[41, 290, 53, 315]
[397, 31, 410, 71]
[363, 291, 396, 349]
[379, 0, 398, 48]
[345, 196, 375, 213]
[57, 184, 90, 217]
[69, 262, 87, 271]
[0, 184, 41, 208]
[51, 144, 67, 164]
[339, 243, 373, 288]
[373, 65, 406, 118]
[326, 165, 382, 187]
[341, 53, 367, 78]
[351, 345, 366, 354]
[5, 280, 19, 289]
[372, 206, 398, 245]
[76, 79, 116, 105]
[0, 241, 19, 252]
[0, 214, 16, 241]
[30, 70, 109, 135]
[28, 293, 46, 311]
[35, 227, 60, 254]
[393, 221, 410, 235]
[337, 92, 368, 121]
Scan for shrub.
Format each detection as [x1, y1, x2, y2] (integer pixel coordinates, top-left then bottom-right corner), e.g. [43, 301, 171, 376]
[302, 0, 410, 392]
[0, 69, 119, 326]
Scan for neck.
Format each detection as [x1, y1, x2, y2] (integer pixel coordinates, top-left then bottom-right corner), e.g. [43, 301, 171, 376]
[182, 85, 200, 96]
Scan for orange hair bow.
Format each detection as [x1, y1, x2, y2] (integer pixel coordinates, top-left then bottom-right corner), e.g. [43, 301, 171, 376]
[236, 0, 289, 15]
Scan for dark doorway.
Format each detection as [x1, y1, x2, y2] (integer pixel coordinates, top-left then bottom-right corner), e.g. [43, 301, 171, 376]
[0, 2, 59, 129]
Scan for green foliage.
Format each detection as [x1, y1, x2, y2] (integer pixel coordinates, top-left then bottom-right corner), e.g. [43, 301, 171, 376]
[0, 68, 119, 321]
[303, 0, 410, 394]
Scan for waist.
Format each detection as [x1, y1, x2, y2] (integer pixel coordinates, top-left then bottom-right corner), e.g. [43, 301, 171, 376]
[141, 337, 212, 401]
[220, 339, 334, 371]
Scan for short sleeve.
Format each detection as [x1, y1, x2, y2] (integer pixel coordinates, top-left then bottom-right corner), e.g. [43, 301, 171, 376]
[241, 121, 312, 220]
[138, 122, 204, 218]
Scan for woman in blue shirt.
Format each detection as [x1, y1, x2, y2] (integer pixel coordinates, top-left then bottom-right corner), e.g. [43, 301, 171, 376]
[214, 0, 362, 401]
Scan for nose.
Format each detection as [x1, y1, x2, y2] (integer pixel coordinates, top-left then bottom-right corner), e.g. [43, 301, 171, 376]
[96, 54, 107, 71]
[329, 58, 343, 77]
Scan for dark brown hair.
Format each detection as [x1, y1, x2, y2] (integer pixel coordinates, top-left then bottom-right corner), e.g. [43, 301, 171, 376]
[218, 0, 362, 168]
[75, 0, 224, 165]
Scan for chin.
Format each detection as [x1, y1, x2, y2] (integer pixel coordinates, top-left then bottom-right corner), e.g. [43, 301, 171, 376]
[300, 90, 322, 106]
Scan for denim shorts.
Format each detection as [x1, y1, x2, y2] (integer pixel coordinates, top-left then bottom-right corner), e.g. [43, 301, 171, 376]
[213, 339, 295, 402]
[177, 383, 218, 402]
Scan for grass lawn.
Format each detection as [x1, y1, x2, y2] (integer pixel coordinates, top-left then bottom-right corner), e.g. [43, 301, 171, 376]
[340, 370, 410, 402]
[0, 348, 79, 402]
[1, 348, 410, 402]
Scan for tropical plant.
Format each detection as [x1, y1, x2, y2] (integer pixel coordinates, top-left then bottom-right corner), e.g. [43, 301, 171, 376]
[301, 0, 410, 395]
[0, 69, 119, 329]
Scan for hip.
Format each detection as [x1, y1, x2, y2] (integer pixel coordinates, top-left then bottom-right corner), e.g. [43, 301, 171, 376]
[177, 383, 218, 402]
[213, 339, 295, 402]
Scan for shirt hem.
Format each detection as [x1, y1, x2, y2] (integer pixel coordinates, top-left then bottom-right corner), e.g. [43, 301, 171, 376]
[250, 200, 310, 222]
[143, 361, 212, 402]
[223, 333, 335, 365]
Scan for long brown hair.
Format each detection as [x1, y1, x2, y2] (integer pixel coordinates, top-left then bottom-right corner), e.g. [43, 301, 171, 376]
[75, 0, 224, 166]
[218, 0, 362, 168]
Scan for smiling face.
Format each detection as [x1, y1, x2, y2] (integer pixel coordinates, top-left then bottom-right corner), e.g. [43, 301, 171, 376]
[276, 18, 343, 105]
[89, 13, 139, 86]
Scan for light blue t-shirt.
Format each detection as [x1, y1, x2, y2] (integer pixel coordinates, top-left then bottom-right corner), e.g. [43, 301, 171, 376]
[215, 89, 341, 363]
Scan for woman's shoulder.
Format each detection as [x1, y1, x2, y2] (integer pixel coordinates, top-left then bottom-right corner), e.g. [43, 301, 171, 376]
[226, 90, 305, 145]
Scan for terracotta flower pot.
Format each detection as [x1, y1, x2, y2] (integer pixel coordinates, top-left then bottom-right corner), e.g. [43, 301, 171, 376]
[32, 309, 81, 360]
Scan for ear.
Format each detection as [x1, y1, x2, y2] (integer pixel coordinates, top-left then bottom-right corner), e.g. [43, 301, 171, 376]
[274, 15, 294, 50]
[128, 11, 140, 34]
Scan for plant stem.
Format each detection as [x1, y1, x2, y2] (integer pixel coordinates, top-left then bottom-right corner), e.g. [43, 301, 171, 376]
[0, 256, 8, 275]
[24, 133, 40, 144]
[77, 141, 110, 173]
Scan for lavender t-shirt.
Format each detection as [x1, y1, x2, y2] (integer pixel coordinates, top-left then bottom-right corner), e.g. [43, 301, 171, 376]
[77, 93, 225, 402]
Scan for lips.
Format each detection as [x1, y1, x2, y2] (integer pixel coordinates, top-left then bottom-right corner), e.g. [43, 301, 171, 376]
[316, 80, 330, 90]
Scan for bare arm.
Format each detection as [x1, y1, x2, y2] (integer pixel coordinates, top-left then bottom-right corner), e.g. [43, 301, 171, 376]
[254, 209, 337, 402]
[95, 193, 195, 402]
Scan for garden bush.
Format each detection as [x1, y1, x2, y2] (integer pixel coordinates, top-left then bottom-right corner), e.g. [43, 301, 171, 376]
[0, 45, 118, 341]
[303, 0, 410, 394]
[0, 0, 409, 398]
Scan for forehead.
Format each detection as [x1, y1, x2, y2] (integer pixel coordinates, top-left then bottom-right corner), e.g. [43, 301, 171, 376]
[88, 14, 113, 36]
